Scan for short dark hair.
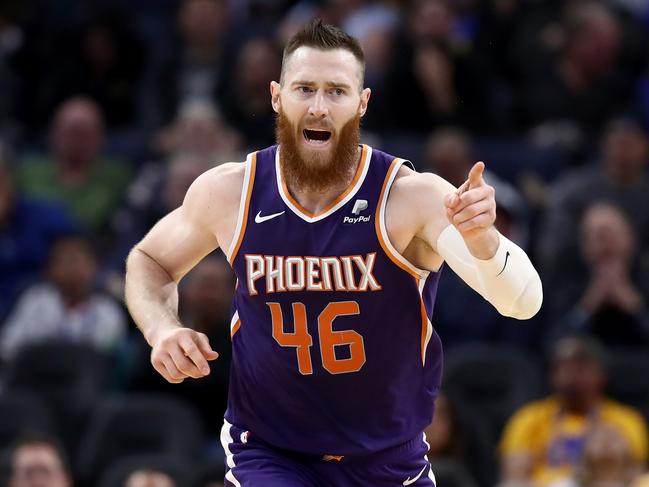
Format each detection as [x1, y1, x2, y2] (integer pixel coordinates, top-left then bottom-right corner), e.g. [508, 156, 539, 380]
[47, 231, 96, 262]
[551, 333, 609, 371]
[281, 18, 365, 88]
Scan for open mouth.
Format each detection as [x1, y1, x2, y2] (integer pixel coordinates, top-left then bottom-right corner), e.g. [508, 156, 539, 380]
[303, 129, 332, 144]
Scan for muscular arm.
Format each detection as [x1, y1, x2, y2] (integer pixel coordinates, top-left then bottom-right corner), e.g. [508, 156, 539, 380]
[387, 163, 542, 319]
[125, 204, 218, 344]
[125, 162, 244, 381]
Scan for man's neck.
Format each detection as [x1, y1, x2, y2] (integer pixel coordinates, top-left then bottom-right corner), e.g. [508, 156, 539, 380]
[284, 146, 362, 215]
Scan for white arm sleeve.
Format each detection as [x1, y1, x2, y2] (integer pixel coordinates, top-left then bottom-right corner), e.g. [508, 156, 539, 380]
[436, 224, 543, 320]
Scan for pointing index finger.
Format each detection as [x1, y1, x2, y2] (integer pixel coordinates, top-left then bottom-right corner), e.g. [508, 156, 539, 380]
[468, 161, 485, 188]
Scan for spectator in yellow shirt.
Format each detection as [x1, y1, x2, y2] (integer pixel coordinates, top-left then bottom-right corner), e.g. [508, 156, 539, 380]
[499, 334, 648, 487]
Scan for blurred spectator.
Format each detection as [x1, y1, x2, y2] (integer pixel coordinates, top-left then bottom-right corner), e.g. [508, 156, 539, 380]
[219, 35, 281, 148]
[611, 0, 649, 18]
[7, 432, 72, 487]
[45, 10, 146, 129]
[549, 203, 649, 347]
[537, 119, 649, 295]
[0, 233, 127, 362]
[338, 3, 399, 132]
[104, 151, 214, 299]
[0, 142, 78, 319]
[128, 256, 235, 436]
[14, 97, 131, 233]
[381, 0, 491, 134]
[180, 256, 234, 334]
[342, 4, 398, 86]
[153, 101, 243, 162]
[423, 128, 537, 349]
[549, 424, 642, 487]
[146, 0, 232, 129]
[424, 392, 466, 460]
[275, 1, 326, 46]
[124, 469, 176, 487]
[0, 7, 22, 143]
[519, 2, 633, 152]
[499, 334, 648, 487]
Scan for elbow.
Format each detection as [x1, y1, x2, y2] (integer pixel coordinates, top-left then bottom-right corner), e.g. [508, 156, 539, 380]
[502, 274, 544, 320]
[125, 246, 144, 280]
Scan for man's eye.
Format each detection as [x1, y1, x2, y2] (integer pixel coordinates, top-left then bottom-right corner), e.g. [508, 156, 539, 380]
[299, 86, 312, 93]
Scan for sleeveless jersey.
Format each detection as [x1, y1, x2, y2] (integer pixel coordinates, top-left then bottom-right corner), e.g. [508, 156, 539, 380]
[225, 144, 443, 456]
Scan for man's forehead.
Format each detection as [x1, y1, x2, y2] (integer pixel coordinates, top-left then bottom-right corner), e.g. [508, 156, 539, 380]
[283, 46, 362, 85]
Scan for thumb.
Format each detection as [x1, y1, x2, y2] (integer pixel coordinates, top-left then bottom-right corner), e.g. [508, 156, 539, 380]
[467, 161, 485, 188]
[196, 333, 219, 361]
[446, 179, 469, 208]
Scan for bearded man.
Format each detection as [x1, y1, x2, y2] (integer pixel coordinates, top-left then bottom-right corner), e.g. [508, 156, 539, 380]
[125, 19, 542, 487]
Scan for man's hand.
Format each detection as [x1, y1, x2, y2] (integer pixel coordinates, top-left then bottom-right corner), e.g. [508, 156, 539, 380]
[150, 327, 219, 383]
[444, 161, 498, 259]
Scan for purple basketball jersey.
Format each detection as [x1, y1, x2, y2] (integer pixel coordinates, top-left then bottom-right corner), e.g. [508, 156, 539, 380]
[225, 144, 443, 456]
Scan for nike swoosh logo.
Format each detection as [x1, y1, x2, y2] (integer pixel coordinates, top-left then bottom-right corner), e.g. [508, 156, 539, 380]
[497, 250, 510, 276]
[255, 211, 285, 224]
[403, 464, 428, 485]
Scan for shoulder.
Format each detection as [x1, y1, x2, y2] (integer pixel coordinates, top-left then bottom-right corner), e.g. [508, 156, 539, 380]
[507, 397, 557, 426]
[601, 399, 648, 429]
[20, 283, 57, 302]
[500, 398, 557, 451]
[183, 162, 246, 220]
[9, 283, 58, 317]
[14, 156, 54, 183]
[391, 166, 456, 199]
[386, 166, 455, 232]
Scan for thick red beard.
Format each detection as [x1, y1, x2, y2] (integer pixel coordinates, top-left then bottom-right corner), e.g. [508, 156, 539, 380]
[275, 109, 361, 193]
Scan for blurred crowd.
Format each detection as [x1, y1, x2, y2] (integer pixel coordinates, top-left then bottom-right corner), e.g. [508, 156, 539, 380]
[1, 0, 649, 486]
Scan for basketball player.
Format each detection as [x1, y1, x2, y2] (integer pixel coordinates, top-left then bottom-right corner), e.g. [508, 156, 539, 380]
[125, 19, 542, 486]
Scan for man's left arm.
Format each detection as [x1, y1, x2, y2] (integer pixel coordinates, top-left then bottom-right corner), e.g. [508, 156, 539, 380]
[416, 162, 543, 320]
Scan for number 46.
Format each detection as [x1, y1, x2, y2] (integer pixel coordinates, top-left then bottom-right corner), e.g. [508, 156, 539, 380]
[267, 301, 367, 375]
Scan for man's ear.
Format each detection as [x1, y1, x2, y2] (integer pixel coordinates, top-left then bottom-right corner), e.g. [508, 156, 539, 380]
[270, 81, 281, 113]
[359, 87, 371, 117]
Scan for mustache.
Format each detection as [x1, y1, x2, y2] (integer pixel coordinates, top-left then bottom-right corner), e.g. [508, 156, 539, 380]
[300, 119, 334, 131]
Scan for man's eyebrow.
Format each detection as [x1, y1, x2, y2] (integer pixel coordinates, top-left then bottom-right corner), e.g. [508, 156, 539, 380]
[290, 80, 352, 90]
[324, 81, 352, 90]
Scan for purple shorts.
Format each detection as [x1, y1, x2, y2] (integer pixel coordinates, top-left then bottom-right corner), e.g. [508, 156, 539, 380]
[220, 420, 436, 486]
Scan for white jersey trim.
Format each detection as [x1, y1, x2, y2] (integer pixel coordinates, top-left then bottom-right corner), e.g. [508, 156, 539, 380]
[220, 419, 242, 487]
[422, 432, 437, 485]
[419, 276, 434, 367]
[226, 152, 255, 262]
[377, 158, 430, 279]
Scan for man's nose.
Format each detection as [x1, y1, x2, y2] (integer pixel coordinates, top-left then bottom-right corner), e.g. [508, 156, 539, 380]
[308, 91, 328, 118]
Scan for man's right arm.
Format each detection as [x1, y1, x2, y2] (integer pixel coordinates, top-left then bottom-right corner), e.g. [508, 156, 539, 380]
[124, 162, 244, 383]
